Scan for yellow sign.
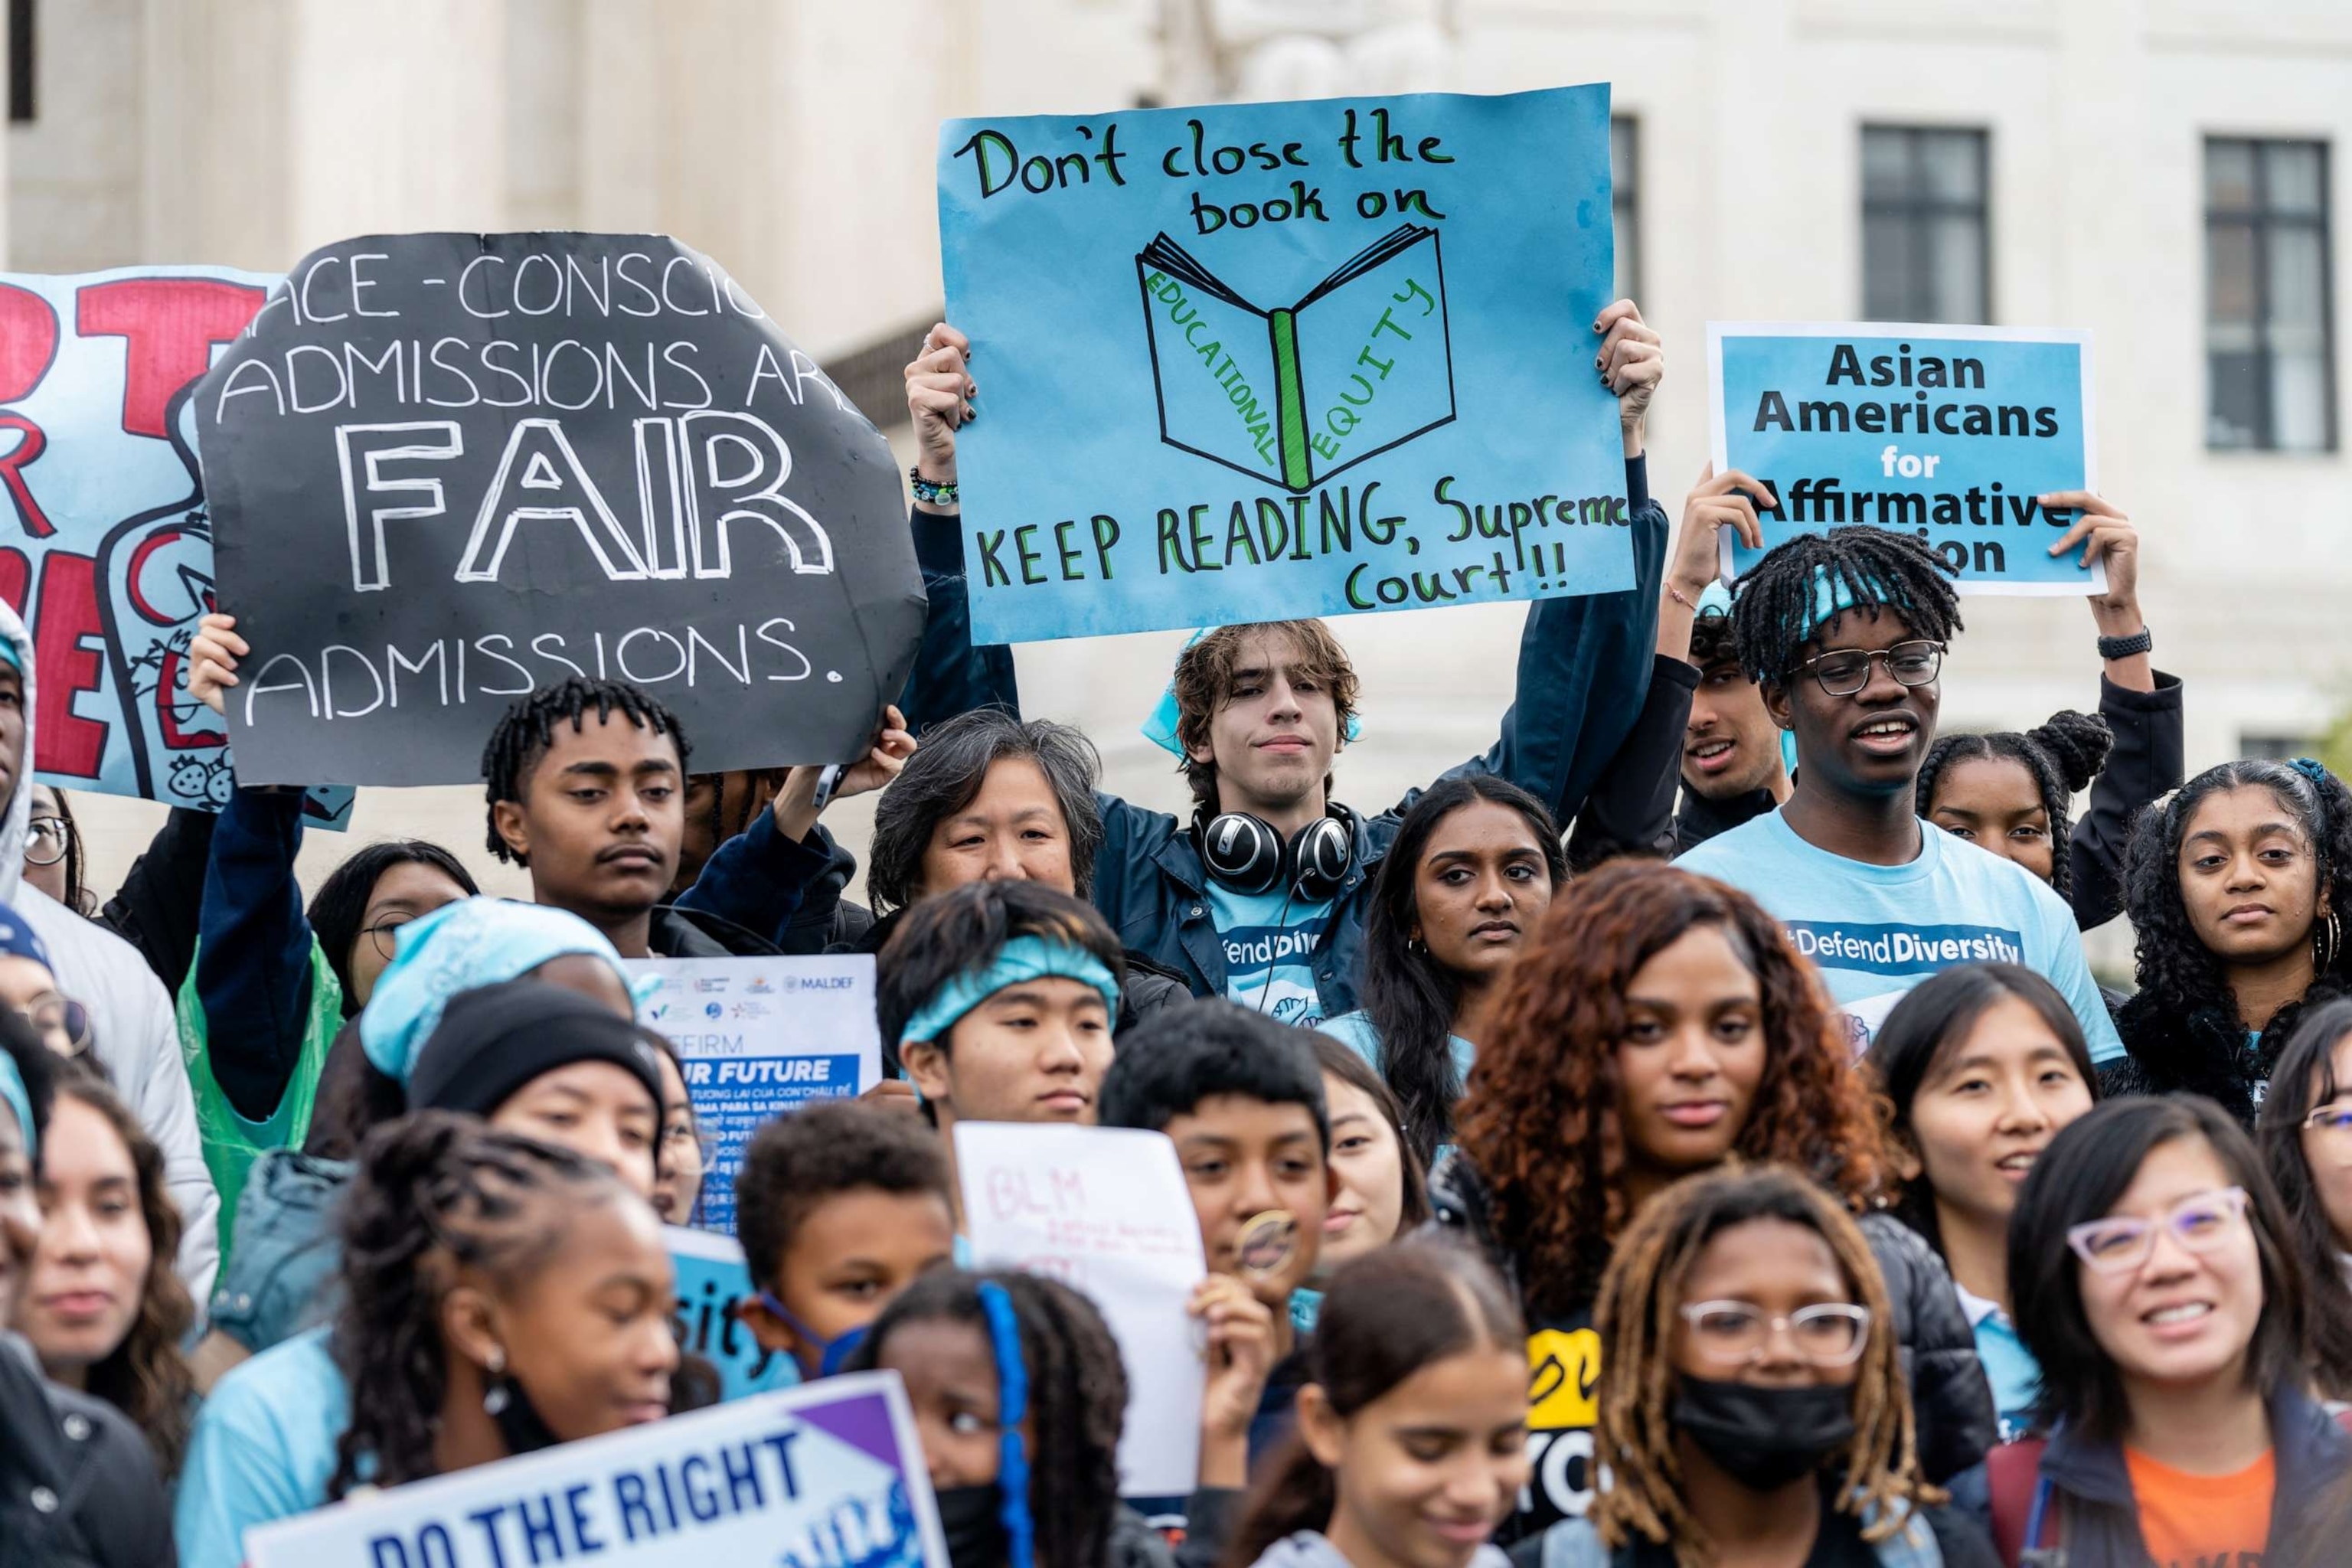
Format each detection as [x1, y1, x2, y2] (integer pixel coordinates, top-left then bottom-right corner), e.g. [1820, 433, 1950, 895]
[1526, 1327, 1602, 1429]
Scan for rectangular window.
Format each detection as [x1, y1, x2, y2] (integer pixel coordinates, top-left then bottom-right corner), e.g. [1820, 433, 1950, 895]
[1860, 126, 1990, 324]
[2206, 136, 2336, 452]
[7, 0, 30, 124]
[2239, 733, 2321, 763]
[1611, 115, 1639, 305]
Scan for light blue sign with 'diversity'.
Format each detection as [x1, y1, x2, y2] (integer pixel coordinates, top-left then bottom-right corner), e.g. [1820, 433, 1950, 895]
[938, 85, 1635, 645]
[1708, 322, 2099, 595]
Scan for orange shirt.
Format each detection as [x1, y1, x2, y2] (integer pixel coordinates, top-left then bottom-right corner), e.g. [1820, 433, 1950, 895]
[2124, 1446, 2275, 1568]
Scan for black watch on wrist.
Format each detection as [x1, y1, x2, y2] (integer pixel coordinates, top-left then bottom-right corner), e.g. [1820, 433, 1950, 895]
[2096, 626, 2152, 660]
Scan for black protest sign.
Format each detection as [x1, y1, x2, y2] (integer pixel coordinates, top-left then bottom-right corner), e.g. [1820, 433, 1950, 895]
[195, 234, 925, 786]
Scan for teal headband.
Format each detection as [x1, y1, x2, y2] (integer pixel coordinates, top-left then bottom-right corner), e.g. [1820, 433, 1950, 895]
[898, 935, 1121, 1054]
[0, 640, 21, 673]
[1142, 626, 1364, 757]
[0, 1050, 34, 1168]
[1808, 565, 1862, 631]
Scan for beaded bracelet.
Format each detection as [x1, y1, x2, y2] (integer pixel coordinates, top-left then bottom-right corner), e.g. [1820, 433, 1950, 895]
[910, 467, 959, 506]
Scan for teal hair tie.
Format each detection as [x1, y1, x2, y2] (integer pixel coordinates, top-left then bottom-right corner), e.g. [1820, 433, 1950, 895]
[0, 1050, 34, 1169]
[897, 935, 1121, 1055]
[976, 1281, 1034, 1568]
[2292, 756, 2333, 791]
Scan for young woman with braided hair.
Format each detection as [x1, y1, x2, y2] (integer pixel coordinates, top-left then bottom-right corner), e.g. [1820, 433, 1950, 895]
[175, 1112, 691, 1568]
[1919, 712, 2112, 913]
[852, 1268, 1196, 1568]
[2107, 756, 2352, 1122]
[1528, 1165, 1995, 1568]
[1429, 858, 1992, 1542]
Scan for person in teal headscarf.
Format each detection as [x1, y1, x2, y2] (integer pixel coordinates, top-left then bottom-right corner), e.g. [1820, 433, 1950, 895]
[200, 897, 648, 1366]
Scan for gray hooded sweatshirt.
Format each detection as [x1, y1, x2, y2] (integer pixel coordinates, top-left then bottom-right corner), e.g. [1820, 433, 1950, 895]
[0, 599, 219, 1298]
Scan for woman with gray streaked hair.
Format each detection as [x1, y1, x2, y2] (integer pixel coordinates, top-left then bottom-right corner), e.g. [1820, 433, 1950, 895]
[678, 706, 1191, 1051]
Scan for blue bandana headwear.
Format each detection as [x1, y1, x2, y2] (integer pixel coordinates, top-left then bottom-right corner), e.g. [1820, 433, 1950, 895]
[1142, 627, 1364, 756]
[359, 898, 651, 1084]
[0, 901, 52, 973]
[976, 1281, 1036, 1568]
[897, 936, 1120, 1054]
[0, 1050, 33, 1168]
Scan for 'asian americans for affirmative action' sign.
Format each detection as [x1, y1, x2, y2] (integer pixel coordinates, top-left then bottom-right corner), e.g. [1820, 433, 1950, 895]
[1707, 322, 2101, 595]
[241, 1371, 947, 1568]
[938, 86, 1634, 645]
[631, 955, 881, 1236]
[195, 234, 928, 787]
[0, 264, 348, 823]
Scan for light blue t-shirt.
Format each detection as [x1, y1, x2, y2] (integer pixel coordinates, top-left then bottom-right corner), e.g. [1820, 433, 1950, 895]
[1210, 883, 1334, 1029]
[176, 1327, 350, 1568]
[1319, 1008, 1475, 1085]
[1676, 811, 2124, 1062]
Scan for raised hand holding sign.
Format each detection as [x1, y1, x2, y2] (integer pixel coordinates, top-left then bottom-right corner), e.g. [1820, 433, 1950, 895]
[195, 234, 926, 787]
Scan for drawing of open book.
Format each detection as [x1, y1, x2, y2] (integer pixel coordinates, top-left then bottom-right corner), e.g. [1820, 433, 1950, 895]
[1135, 224, 1456, 494]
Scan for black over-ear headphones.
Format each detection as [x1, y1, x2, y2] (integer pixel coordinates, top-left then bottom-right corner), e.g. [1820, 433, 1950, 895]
[1196, 804, 1358, 903]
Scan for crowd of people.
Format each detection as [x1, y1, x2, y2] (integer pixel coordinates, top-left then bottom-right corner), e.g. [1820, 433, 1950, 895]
[0, 299, 2343, 1568]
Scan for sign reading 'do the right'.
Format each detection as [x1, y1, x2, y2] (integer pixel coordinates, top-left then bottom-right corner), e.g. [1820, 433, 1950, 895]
[1708, 322, 2099, 595]
[196, 233, 926, 787]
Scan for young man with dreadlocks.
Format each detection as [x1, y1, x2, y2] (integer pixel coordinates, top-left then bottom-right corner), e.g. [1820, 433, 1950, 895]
[480, 677, 776, 959]
[1674, 528, 2122, 1060]
[887, 308, 1670, 1029]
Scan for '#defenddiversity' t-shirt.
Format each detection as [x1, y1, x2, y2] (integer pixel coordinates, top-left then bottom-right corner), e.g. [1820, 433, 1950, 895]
[1209, 884, 1334, 1029]
[1676, 811, 2124, 1062]
[2125, 1446, 2275, 1567]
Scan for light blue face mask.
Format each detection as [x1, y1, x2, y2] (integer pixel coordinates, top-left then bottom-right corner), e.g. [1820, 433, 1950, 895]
[758, 1289, 869, 1379]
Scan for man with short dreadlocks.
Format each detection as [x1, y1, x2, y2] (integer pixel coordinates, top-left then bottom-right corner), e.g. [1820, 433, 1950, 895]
[481, 678, 777, 960]
[1675, 528, 2122, 1060]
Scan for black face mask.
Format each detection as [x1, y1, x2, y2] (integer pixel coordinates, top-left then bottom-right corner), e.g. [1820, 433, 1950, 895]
[932, 1483, 1009, 1568]
[1671, 1374, 1856, 1491]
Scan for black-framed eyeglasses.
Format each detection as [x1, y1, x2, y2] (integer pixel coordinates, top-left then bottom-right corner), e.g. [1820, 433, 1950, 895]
[1792, 640, 1945, 697]
[24, 815, 74, 868]
[363, 915, 422, 962]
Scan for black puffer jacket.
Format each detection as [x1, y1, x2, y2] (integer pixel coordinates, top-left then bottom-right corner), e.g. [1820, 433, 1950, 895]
[1425, 1155, 1996, 1487]
[2103, 986, 2337, 1126]
[0, 1335, 173, 1568]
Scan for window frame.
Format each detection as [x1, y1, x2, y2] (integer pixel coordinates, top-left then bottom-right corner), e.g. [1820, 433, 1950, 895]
[2203, 135, 2338, 454]
[1859, 124, 1993, 325]
[7, 0, 31, 125]
[1611, 113, 1639, 306]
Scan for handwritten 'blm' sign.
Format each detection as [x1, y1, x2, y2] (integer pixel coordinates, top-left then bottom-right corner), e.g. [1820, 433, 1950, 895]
[195, 234, 927, 787]
[243, 1371, 945, 1568]
[938, 86, 1635, 644]
[1707, 322, 2100, 595]
[956, 1121, 1206, 1497]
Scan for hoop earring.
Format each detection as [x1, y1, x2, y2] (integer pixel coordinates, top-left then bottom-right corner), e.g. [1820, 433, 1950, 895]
[2319, 908, 2343, 975]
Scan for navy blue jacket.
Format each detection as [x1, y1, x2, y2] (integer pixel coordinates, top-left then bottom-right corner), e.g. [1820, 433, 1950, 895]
[196, 789, 318, 1122]
[2011, 1384, 2347, 1567]
[895, 456, 1667, 1016]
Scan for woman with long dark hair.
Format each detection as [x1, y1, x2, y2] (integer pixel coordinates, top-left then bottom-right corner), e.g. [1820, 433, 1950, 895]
[2252, 995, 2352, 1399]
[1994, 1096, 2348, 1566]
[1867, 965, 2099, 1441]
[1432, 858, 1991, 1542]
[2109, 757, 2352, 1121]
[14, 1063, 197, 1481]
[177, 1112, 686, 1568]
[1321, 776, 1566, 1163]
[1226, 1237, 1528, 1568]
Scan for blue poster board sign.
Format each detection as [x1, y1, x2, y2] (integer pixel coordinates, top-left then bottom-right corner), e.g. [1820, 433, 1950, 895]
[667, 1225, 798, 1402]
[1707, 322, 2100, 594]
[938, 85, 1633, 643]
